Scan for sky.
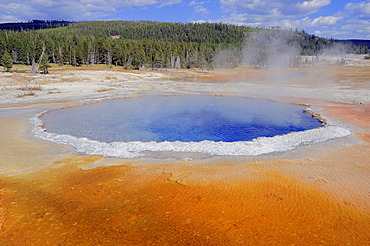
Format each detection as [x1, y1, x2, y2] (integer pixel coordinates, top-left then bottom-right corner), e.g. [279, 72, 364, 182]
[0, 0, 369, 39]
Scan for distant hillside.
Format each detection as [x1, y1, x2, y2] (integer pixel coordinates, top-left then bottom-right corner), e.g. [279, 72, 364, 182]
[46, 20, 258, 44]
[0, 20, 71, 31]
[335, 39, 370, 49]
[40, 21, 370, 55]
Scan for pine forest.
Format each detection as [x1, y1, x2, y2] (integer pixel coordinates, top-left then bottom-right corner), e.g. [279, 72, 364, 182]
[0, 20, 368, 71]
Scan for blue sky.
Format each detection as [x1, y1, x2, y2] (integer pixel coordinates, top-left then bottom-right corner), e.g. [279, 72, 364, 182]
[0, 0, 369, 39]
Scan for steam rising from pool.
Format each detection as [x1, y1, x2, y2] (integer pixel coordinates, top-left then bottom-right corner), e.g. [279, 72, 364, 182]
[32, 96, 350, 158]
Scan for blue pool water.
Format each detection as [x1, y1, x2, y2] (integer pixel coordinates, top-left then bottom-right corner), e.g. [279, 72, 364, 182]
[41, 95, 322, 143]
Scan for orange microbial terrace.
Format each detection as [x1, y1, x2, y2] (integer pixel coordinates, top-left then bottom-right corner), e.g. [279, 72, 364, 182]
[0, 62, 369, 245]
[0, 157, 369, 245]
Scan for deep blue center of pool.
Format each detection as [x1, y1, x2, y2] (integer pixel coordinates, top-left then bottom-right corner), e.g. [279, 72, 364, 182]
[41, 96, 322, 143]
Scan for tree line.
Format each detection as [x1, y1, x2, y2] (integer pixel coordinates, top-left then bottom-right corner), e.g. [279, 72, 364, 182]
[0, 20, 71, 32]
[0, 20, 368, 71]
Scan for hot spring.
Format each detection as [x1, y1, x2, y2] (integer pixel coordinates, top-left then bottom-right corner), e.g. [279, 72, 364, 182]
[33, 95, 351, 158]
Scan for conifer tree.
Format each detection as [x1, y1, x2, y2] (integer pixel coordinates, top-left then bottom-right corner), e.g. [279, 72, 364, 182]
[0, 50, 13, 71]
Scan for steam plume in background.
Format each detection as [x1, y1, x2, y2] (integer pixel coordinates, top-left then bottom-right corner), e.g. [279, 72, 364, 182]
[212, 48, 242, 69]
[207, 28, 368, 103]
[243, 31, 301, 69]
[242, 30, 305, 87]
[242, 30, 356, 68]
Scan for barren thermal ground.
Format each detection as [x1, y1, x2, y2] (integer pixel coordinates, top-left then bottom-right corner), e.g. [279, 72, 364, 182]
[0, 56, 369, 245]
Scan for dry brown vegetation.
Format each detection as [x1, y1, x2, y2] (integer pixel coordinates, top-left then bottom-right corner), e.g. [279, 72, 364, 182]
[15, 92, 36, 98]
[96, 88, 115, 93]
[17, 85, 42, 91]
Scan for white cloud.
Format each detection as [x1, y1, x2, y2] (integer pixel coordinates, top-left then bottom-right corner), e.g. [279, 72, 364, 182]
[0, 0, 368, 39]
[215, 0, 370, 39]
[342, 20, 370, 34]
[158, 0, 182, 7]
[188, 1, 208, 18]
[220, 0, 331, 17]
[311, 16, 342, 26]
[189, 1, 205, 7]
[0, 0, 183, 22]
[213, 0, 337, 34]
[297, 0, 331, 11]
[314, 30, 349, 38]
[194, 5, 208, 17]
[263, 15, 341, 31]
[211, 10, 340, 30]
[0, 2, 46, 22]
[202, 12, 265, 27]
[345, 1, 370, 16]
[336, 1, 370, 38]
[191, 19, 207, 24]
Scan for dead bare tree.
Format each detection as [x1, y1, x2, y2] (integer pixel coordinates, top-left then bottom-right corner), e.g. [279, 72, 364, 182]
[30, 45, 46, 73]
